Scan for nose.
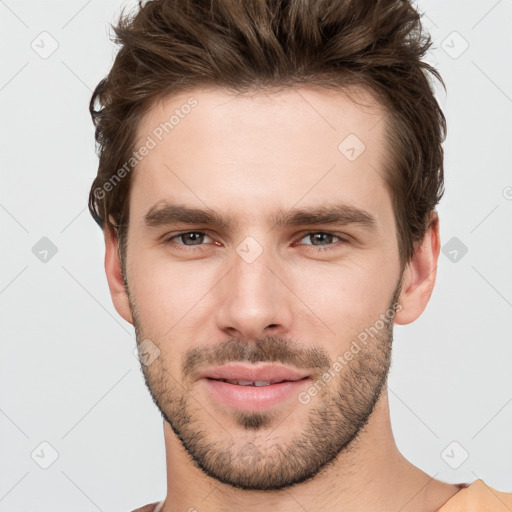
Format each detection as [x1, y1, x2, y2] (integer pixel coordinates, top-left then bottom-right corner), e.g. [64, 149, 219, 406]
[214, 242, 293, 342]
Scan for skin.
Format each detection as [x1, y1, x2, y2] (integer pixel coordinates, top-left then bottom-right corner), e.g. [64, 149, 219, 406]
[104, 85, 461, 511]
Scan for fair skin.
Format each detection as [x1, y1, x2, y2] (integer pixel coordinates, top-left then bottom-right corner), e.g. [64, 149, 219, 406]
[104, 85, 461, 511]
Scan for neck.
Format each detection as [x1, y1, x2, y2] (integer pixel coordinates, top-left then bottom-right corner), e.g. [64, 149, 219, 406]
[160, 386, 460, 512]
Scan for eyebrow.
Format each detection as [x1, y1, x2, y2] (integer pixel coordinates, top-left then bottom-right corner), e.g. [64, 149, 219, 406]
[143, 201, 378, 232]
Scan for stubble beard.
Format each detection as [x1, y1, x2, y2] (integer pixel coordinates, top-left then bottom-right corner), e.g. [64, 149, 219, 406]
[127, 277, 401, 491]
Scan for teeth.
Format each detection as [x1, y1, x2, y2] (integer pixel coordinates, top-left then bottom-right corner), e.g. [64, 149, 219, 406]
[223, 379, 272, 386]
[235, 380, 254, 386]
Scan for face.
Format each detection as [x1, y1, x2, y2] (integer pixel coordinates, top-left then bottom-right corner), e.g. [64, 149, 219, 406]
[118, 86, 405, 490]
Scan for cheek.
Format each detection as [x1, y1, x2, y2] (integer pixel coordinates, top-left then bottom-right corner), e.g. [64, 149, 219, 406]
[292, 258, 396, 339]
[128, 239, 399, 345]
[128, 251, 218, 332]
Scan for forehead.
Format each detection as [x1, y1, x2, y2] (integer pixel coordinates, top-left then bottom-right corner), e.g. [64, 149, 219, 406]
[130, 85, 392, 227]
[134, 85, 386, 156]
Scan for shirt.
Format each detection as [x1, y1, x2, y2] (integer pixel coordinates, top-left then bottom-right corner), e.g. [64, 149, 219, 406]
[132, 479, 512, 512]
[437, 479, 512, 511]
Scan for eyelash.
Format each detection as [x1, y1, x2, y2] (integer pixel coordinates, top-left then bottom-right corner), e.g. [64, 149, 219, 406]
[164, 231, 348, 253]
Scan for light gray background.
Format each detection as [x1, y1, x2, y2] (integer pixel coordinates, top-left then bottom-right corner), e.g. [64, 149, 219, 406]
[1, 1, 511, 510]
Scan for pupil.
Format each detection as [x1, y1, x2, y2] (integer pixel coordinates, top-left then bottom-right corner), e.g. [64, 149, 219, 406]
[185, 233, 202, 245]
[313, 233, 331, 245]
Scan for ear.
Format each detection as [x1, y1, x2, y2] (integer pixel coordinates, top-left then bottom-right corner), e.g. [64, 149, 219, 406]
[104, 222, 134, 325]
[394, 212, 440, 325]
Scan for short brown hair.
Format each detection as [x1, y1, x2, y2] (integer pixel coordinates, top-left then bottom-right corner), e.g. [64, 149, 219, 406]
[88, 0, 446, 269]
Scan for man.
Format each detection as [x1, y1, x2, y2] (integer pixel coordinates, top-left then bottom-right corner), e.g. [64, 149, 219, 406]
[88, 1, 512, 511]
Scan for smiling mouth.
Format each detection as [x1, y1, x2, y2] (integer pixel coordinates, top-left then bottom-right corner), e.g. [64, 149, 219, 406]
[208, 377, 307, 387]
[202, 376, 311, 411]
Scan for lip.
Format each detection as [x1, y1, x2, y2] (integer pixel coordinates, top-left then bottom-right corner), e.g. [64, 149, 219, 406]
[196, 363, 310, 383]
[201, 377, 311, 411]
[197, 363, 311, 412]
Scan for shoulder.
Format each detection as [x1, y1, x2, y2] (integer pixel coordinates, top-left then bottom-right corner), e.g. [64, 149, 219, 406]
[439, 479, 512, 511]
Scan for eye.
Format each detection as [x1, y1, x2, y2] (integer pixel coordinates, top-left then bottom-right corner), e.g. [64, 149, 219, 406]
[163, 230, 347, 253]
[295, 232, 347, 251]
[165, 231, 214, 250]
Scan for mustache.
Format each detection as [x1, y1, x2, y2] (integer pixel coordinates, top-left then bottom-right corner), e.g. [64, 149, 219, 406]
[182, 336, 332, 381]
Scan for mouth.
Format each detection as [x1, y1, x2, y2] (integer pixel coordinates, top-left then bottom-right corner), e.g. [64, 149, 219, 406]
[198, 365, 311, 411]
[197, 363, 310, 383]
[207, 377, 305, 387]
